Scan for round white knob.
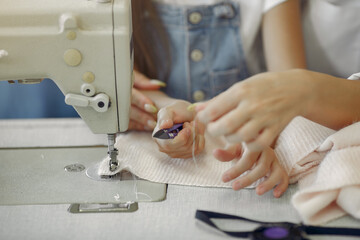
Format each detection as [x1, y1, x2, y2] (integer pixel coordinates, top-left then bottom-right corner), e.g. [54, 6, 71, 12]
[81, 83, 96, 97]
[0, 50, 8, 58]
[63, 49, 82, 67]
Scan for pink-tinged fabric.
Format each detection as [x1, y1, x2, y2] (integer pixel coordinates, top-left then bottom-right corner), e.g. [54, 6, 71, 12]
[275, 117, 360, 225]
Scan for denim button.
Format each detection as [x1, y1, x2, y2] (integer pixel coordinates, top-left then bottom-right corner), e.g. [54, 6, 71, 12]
[193, 90, 205, 102]
[189, 12, 202, 24]
[190, 49, 203, 62]
[213, 3, 236, 18]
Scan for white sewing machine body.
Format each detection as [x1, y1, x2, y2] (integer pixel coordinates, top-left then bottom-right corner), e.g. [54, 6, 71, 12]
[0, 0, 133, 134]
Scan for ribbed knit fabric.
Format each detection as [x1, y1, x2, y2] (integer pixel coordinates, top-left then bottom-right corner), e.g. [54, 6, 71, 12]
[97, 132, 264, 188]
[275, 117, 360, 225]
[274, 117, 335, 183]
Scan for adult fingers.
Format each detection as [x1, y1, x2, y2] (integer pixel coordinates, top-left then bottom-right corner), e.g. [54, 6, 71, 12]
[206, 104, 249, 137]
[223, 116, 270, 145]
[132, 88, 158, 114]
[133, 70, 166, 90]
[213, 144, 242, 162]
[196, 86, 240, 124]
[245, 126, 279, 152]
[128, 121, 147, 131]
[130, 105, 157, 130]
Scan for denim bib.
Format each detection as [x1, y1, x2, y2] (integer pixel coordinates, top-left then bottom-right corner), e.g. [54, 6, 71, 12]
[154, 1, 250, 102]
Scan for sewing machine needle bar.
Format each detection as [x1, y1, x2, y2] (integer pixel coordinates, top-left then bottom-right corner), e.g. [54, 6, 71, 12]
[107, 134, 119, 172]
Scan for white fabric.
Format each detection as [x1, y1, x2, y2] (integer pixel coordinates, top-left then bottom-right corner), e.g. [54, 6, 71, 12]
[0, 118, 106, 148]
[275, 117, 360, 225]
[302, 0, 360, 78]
[153, 0, 287, 75]
[98, 132, 263, 188]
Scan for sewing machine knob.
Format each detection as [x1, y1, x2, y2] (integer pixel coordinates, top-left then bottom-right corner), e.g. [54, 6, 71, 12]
[81, 83, 96, 97]
[65, 93, 109, 113]
[63, 49, 82, 67]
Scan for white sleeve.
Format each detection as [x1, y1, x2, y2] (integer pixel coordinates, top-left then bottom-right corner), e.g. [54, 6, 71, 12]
[263, 0, 288, 12]
[348, 72, 360, 80]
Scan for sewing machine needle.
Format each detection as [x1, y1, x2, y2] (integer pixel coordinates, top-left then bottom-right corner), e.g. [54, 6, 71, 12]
[107, 134, 119, 172]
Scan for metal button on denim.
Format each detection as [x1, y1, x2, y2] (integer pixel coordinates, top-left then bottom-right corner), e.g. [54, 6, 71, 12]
[189, 12, 202, 24]
[190, 49, 203, 62]
[193, 90, 205, 102]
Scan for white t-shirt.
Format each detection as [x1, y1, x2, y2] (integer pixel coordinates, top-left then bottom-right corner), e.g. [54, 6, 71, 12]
[153, 0, 287, 75]
[302, 0, 360, 78]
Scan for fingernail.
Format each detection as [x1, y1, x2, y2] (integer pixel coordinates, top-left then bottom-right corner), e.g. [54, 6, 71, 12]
[160, 119, 171, 128]
[144, 126, 153, 131]
[222, 174, 230, 183]
[256, 186, 264, 195]
[233, 181, 244, 190]
[273, 189, 281, 198]
[149, 79, 167, 87]
[144, 104, 158, 113]
[187, 103, 199, 112]
[147, 120, 157, 129]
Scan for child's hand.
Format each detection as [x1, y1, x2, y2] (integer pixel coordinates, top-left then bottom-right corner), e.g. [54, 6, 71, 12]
[153, 100, 205, 159]
[214, 144, 289, 198]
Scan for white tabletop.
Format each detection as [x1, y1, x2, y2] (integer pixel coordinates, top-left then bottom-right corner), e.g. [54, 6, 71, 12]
[0, 119, 359, 240]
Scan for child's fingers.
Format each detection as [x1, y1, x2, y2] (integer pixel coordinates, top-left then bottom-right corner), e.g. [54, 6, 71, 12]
[273, 165, 289, 198]
[273, 177, 289, 198]
[231, 150, 272, 190]
[221, 150, 259, 183]
[255, 162, 289, 197]
[168, 127, 192, 147]
[157, 108, 174, 129]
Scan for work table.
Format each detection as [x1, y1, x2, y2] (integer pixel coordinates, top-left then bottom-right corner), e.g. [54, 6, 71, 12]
[0, 119, 359, 240]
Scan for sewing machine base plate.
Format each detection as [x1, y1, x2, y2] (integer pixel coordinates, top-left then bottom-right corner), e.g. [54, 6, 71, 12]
[0, 147, 167, 205]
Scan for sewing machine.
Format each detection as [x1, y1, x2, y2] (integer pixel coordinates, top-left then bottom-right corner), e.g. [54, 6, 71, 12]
[0, 0, 166, 212]
[0, 0, 134, 170]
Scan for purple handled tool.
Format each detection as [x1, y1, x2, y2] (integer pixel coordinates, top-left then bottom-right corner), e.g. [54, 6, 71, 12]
[153, 123, 184, 139]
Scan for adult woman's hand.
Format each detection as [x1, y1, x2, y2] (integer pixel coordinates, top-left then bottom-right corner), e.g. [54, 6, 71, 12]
[196, 69, 315, 151]
[129, 70, 166, 131]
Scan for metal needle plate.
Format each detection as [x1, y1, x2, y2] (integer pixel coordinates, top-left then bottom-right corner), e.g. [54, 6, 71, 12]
[0, 147, 167, 206]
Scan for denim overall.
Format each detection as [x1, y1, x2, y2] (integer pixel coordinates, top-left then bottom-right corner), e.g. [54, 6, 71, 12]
[154, 1, 250, 102]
